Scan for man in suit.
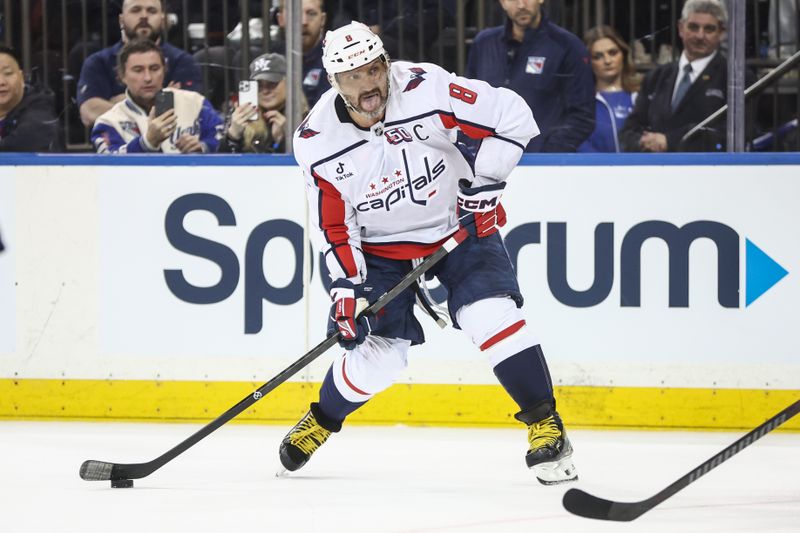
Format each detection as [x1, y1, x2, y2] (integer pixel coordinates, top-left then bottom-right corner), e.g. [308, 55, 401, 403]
[620, 0, 732, 152]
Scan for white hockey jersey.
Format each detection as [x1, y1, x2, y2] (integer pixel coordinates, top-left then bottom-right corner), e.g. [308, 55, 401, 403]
[293, 61, 539, 284]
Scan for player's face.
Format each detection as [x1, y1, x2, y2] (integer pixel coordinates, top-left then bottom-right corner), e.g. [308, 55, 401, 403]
[120, 0, 164, 42]
[121, 51, 165, 104]
[336, 58, 390, 120]
[590, 38, 624, 86]
[499, 0, 544, 28]
[0, 53, 25, 113]
[279, 0, 327, 53]
[258, 78, 286, 111]
[678, 12, 723, 61]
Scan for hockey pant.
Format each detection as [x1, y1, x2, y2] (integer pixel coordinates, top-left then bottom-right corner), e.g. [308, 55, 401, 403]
[317, 296, 554, 423]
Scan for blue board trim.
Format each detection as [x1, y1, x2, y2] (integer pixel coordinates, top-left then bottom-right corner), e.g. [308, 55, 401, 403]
[0, 152, 799, 167]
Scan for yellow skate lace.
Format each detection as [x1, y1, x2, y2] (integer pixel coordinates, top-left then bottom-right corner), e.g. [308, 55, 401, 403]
[289, 414, 332, 456]
[527, 416, 561, 451]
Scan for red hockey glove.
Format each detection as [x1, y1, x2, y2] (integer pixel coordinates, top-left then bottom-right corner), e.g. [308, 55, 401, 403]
[457, 179, 507, 238]
[327, 279, 372, 350]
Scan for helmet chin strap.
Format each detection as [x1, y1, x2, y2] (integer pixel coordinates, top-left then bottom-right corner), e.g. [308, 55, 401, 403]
[330, 56, 392, 119]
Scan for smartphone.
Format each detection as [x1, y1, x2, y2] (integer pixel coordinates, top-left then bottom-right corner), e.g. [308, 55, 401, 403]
[154, 90, 174, 117]
[238, 80, 259, 121]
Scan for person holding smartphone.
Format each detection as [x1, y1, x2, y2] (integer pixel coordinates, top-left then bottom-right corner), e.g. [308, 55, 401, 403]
[219, 53, 307, 154]
[76, 0, 203, 129]
[91, 39, 223, 154]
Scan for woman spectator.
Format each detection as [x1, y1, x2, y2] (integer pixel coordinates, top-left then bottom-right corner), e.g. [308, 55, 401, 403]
[220, 53, 307, 154]
[0, 46, 60, 152]
[578, 26, 640, 153]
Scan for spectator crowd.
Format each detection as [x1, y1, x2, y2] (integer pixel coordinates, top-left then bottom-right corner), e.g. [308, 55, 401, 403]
[0, 0, 784, 154]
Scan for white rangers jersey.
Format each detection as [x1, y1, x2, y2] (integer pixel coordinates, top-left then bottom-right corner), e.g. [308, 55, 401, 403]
[293, 61, 539, 284]
[91, 88, 222, 154]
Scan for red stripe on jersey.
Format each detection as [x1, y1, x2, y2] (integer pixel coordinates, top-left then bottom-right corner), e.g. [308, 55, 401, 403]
[362, 235, 451, 260]
[439, 112, 458, 129]
[438, 113, 494, 140]
[480, 320, 526, 351]
[458, 122, 494, 139]
[341, 356, 370, 396]
[314, 173, 359, 278]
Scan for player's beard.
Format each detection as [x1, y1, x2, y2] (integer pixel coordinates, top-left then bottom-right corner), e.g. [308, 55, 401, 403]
[346, 77, 390, 120]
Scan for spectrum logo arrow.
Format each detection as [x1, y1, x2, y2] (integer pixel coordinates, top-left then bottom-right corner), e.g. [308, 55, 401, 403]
[746, 239, 789, 306]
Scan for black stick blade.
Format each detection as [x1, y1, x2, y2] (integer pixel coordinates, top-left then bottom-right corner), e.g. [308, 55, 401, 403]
[562, 399, 799, 522]
[80, 460, 152, 481]
[562, 488, 646, 522]
[80, 460, 114, 481]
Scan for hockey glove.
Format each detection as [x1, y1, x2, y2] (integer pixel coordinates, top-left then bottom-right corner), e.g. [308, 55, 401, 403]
[327, 279, 372, 350]
[457, 179, 507, 238]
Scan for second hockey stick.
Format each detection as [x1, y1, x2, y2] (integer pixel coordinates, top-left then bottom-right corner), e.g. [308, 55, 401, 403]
[562, 398, 800, 521]
[80, 228, 469, 485]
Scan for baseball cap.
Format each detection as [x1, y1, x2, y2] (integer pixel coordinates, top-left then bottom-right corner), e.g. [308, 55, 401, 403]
[249, 53, 287, 82]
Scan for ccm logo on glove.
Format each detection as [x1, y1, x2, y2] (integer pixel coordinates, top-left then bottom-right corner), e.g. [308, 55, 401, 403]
[457, 179, 507, 238]
[457, 195, 499, 212]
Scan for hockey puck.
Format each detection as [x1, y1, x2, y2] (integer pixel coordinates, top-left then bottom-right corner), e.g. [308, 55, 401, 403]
[110, 479, 134, 489]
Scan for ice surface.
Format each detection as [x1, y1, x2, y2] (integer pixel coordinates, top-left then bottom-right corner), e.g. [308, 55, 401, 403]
[1, 421, 797, 532]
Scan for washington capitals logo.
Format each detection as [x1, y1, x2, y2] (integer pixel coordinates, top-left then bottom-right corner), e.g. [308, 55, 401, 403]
[297, 117, 319, 139]
[403, 67, 427, 92]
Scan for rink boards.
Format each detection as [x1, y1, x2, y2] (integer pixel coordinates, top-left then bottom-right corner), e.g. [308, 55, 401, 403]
[0, 153, 798, 429]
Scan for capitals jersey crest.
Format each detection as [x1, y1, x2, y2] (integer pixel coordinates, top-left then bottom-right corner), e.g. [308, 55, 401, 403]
[297, 116, 320, 139]
[402, 67, 427, 92]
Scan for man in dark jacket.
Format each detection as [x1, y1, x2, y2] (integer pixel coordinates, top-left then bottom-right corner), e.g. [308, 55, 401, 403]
[77, 0, 203, 128]
[274, 0, 331, 108]
[466, 0, 595, 152]
[620, 0, 740, 152]
[0, 46, 60, 152]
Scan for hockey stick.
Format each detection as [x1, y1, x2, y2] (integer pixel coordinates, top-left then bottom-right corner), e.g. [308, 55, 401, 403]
[562, 398, 800, 521]
[80, 228, 469, 484]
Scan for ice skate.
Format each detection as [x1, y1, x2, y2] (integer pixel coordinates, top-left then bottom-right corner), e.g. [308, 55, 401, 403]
[278, 403, 340, 474]
[515, 402, 578, 485]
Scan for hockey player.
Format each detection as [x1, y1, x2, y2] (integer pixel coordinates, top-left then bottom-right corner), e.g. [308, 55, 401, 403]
[280, 21, 577, 485]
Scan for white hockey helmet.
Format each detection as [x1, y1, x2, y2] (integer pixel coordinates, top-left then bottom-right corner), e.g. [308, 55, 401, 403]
[322, 21, 388, 75]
